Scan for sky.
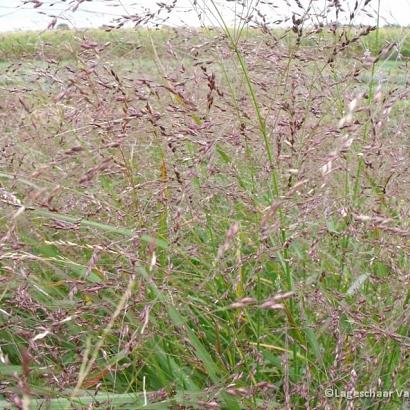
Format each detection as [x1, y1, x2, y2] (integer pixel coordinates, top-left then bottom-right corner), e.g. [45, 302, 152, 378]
[0, 0, 409, 32]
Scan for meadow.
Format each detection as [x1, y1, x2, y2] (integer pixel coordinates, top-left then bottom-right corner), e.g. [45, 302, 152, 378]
[0, 19, 409, 410]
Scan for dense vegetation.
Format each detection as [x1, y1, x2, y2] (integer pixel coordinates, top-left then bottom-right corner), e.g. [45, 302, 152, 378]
[0, 3, 409, 409]
[0, 26, 410, 61]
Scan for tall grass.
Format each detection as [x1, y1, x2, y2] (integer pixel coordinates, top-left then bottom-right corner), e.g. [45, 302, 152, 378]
[0, 1, 409, 409]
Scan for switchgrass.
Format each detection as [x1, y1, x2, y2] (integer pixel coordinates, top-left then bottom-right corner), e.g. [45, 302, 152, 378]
[0, 1, 409, 409]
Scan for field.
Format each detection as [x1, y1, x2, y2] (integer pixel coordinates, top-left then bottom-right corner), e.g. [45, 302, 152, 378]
[0, 22, 409, 410]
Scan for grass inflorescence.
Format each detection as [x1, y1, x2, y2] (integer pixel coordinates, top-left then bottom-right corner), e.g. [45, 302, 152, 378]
[0, 1, 409, 409]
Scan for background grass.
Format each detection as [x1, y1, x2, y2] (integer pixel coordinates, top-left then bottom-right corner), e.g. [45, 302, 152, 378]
[1, 26, 410, 61]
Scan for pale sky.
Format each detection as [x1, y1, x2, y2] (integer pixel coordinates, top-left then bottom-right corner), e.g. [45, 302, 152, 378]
[0, 0, 409, 32]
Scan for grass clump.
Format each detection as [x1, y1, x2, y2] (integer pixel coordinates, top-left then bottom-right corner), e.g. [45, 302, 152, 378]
[0, 1, 409, 409]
